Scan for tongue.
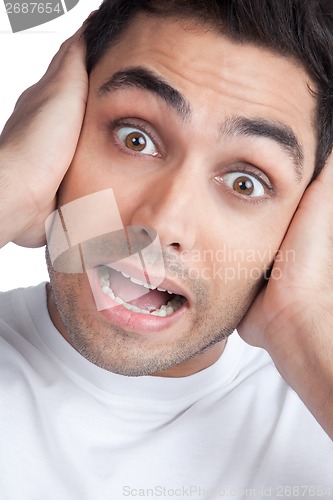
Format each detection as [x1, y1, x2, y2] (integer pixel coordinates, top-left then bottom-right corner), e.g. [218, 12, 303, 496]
[129, 289, 170, 311]
[109, 268, 170, 311]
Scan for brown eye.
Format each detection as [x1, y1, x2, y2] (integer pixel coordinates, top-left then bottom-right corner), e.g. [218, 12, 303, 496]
[125, 132, 146, 151]
[233, 176, 254, 195]
[221, 172, 265, 198]
[116, 126, 158, 155]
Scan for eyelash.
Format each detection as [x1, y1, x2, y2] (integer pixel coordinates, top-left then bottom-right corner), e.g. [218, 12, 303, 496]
[216, 166, 275, 204]
[108, 118, 274, 203]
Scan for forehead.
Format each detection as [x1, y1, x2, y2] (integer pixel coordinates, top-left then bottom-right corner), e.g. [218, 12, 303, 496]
[91, 13, 317, 177]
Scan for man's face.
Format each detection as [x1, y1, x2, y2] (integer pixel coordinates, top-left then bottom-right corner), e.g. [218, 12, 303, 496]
[47, 14, 317, 377]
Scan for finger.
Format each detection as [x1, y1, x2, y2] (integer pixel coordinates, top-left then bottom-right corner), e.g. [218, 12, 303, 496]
[303, 154, 333, 214]
[43, 12, 93, 76]
[282, 155, 333, 261]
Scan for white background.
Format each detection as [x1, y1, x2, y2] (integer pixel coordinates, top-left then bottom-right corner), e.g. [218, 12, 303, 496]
[0, 0, 102, 291]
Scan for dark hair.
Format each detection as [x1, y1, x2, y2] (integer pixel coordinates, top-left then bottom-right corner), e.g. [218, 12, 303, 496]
[84, 0, 333, 179]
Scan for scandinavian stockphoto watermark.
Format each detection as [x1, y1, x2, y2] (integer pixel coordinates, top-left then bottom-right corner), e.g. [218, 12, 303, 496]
[3, 0, 80, 32]
[167, 246, 296, 283]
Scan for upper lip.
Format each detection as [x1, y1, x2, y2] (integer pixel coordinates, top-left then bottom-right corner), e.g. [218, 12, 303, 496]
[100, 263, 191, 304]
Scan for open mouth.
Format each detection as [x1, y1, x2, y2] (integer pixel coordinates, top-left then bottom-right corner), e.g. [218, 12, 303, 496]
[98, 266, 187, 317]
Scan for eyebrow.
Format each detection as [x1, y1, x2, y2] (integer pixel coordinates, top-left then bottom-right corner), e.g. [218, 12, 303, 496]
[98, 66, 304, 181]
[98, 66, 191, 120]
[221, 116, 304, 181]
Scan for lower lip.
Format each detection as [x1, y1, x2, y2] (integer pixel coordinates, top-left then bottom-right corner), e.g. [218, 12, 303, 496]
[87, 267, 189, 334]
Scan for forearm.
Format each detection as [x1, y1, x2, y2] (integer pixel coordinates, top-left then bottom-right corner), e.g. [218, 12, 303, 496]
[266, 319, 333, 440]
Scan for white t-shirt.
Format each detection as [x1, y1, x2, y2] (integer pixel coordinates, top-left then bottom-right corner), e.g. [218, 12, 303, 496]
[0, 284, 332, 500]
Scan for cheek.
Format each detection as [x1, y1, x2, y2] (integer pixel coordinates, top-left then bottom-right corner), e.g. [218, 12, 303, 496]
[58, 150, 111, 207]
[205, 202, 298, 293]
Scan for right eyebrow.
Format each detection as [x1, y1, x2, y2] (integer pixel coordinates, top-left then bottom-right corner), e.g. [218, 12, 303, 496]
[220, 116, 304, 182]
[98, 66, 192, 121]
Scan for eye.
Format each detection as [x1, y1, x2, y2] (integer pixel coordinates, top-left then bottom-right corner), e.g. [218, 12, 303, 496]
[116, 126, 158, 156]
[222, 172, 266, 197]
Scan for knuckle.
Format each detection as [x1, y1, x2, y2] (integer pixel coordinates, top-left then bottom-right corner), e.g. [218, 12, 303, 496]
[15, 85, 35, 107]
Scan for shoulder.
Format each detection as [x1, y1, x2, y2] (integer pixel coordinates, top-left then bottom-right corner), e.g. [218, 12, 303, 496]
[0, 282, 48, 343]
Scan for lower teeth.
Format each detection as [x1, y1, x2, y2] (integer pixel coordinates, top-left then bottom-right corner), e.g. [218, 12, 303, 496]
[99, 268, 185, 316]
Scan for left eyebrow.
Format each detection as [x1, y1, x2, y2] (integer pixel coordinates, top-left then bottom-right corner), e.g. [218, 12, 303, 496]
[98, 66, 192, 121]
[220, 116, 304, 182]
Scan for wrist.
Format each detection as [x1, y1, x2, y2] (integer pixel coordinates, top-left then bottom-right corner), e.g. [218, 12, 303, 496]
[0, 151, 39, 248]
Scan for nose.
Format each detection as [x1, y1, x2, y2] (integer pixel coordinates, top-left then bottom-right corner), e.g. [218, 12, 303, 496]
[130, 168, 201, 253]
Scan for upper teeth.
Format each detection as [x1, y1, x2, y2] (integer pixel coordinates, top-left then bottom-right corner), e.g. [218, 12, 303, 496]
[98, 266, 186, 316]
[129, 275, 155, 289]
[100, 266, 174, 294]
